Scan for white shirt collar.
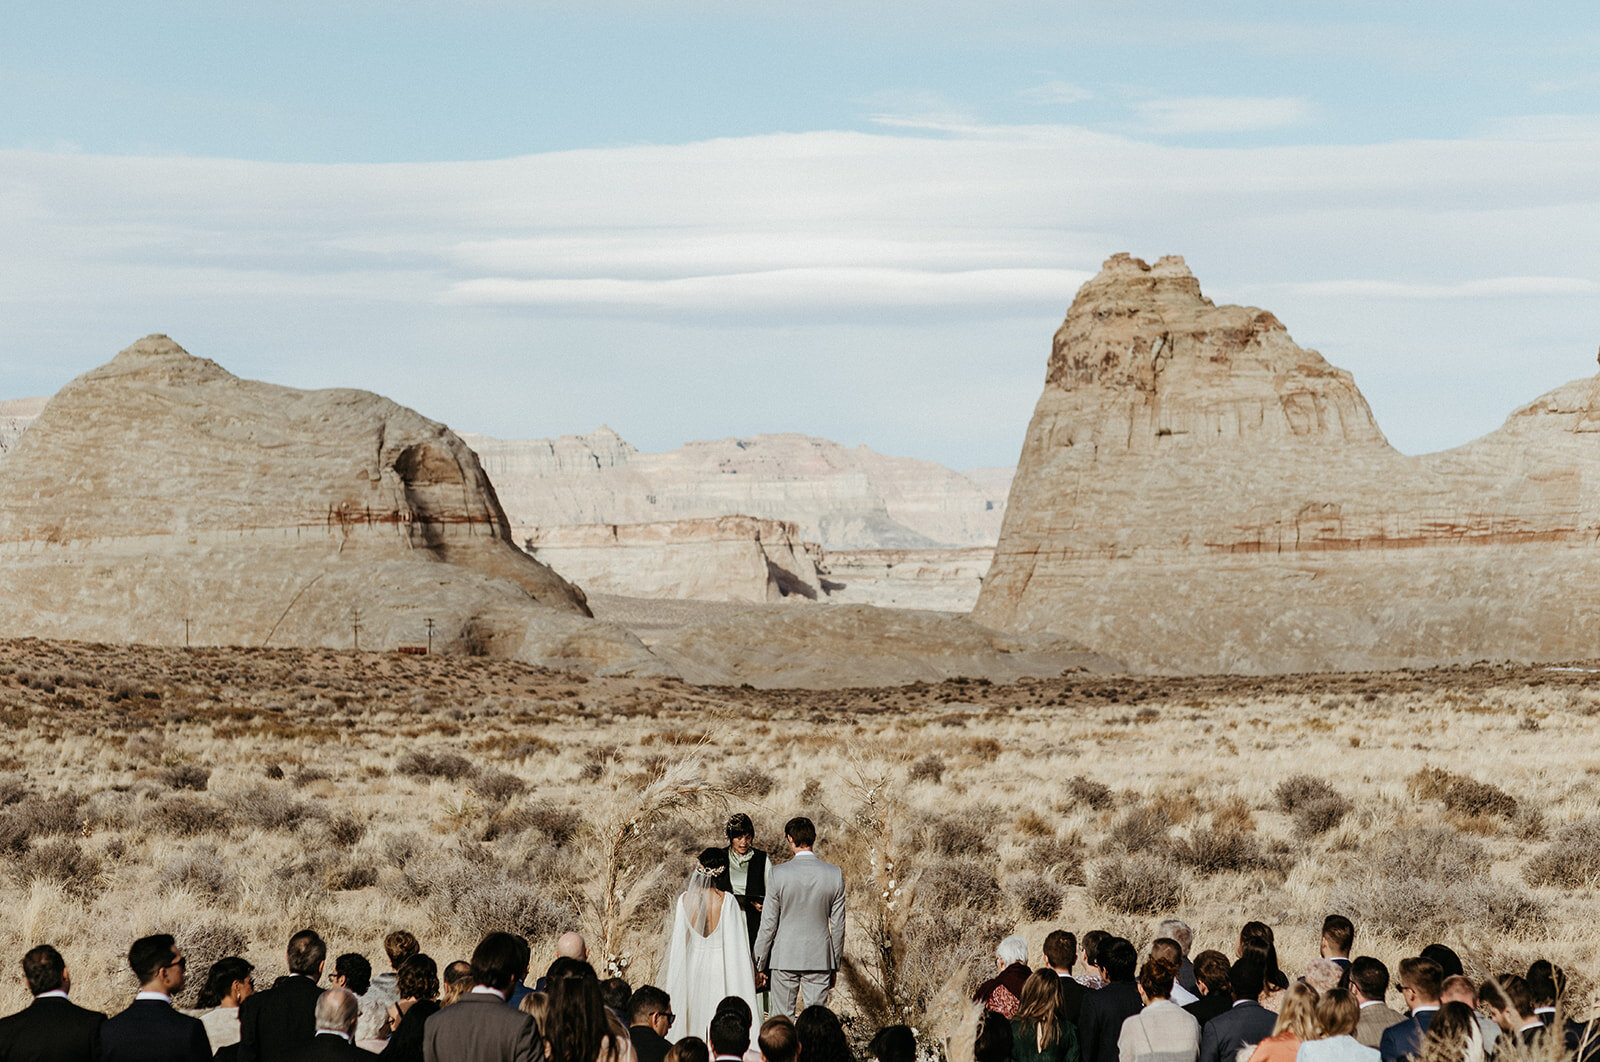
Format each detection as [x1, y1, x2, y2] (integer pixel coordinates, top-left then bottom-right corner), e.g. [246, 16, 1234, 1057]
[791, 850, 817, 858]
[136, 991, 172, 1003]
[1232, 999, 1257, 1008]
[1359, 1000, 1381, 1009]
[34, 990, 69, 1000]
[1414, 1005, 1440, 1015]
[317, 1031, 354, 1043]
[470, 986, 508, 1000]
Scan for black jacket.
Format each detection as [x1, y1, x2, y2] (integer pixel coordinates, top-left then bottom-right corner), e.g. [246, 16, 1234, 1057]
[1184, 991, 1233, 1029]
[384, 1000, 440, 1062]
[101, 999, 210, 1062]
[283, 1034, 368, 1062]
[1056, 976, 1087, 1028]
[716, 847, 769, 950]
[630, 1025, 671, 1062]
[239, 976, 323, 1062]
[1077, 982, 1143, 1062]
[0, 995, 106, 1062]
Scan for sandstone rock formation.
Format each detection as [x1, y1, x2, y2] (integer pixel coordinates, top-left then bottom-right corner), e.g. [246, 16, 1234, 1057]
[819, 548, 993, 612]
[0, 397, 45, 457]
[463, 429, 1009, 550]
[0, 336, 660, 673]
[975, 253, 1600, 673]
[525, 516, 822, 603]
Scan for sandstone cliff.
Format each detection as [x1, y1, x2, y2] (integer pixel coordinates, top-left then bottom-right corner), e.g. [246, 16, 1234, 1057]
[0, 397, 45, 457]
[0, 336, 661, 673]
[974, 254, 1600, 673]
[463, 429, 1008, 550]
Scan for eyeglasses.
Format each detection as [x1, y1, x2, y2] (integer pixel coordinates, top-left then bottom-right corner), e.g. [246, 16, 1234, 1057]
[166, 957, 188, 971]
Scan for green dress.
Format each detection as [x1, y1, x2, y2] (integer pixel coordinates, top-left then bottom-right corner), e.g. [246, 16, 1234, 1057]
[1012, 1019, 1082, 1062]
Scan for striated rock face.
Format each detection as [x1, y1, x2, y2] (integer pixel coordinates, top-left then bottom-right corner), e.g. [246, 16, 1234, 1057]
[0, 397, 46, 457]
[0, 336, 663, 673]
[463, 429, 1009, 550]
[974, 254, 1600, 673]
[819, 548, 993, 613]
[525, 516, 822, 603]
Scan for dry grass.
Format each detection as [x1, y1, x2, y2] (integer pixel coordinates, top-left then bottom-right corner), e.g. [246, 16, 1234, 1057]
[3, 640, 1600, 1029]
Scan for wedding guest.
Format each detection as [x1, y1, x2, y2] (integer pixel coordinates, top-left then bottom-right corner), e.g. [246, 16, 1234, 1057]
[296, 988, 365, 1062]
[1480, 977, 1544, 1048]
[101, 935, 210, 1062]
[1044, 932, 1087, 1025]
[0, 944, 106, 1062]
[1243, 983, 1317, 1062]
[543, 966, 631, 1062]
[666, 1039, 710, 1062]
[1420, 1003, 1485, 1062]
[795, 1007, 855, 1062]
[1079, 934, 1111, 992]
[603, 979, 633, 1020]
[1148, 942, 1197, 1007]
[710, 1011, 751, 1062]
[1299, 988, 1377, 1062]
[1183, 952, 1231, 1028]
[1440, 976, 1499, 1054]
[1525, 961, 1564, 1027]
[423, 934, 538, 1062]
[1351, 959, 1403, 1049]
[1117, 955, 1196, 1062]
[1010, 970, 1079, 1062]
[519, 991, 550, 1036]
[1421, 948, 1464, 984]
[1306, 960, 1346, 996]
[976, 938, 1032, 1019]
[1379, 958, 1443, 1062]
[1237, 924, 1279, 982]
[1078, 938, 1141, 1062]
[364, 930, 418, 1034]
[758, 1017, 797, 1062]
[976, 1013, 1016, 1062]
[628, 987, 674, 1062]
[1197, 956, 1274, 1062]
[194, 956, 255, 1053]
[239, 929, 326, 1062]
[381, 954, 438, 1062]
[1155, 922, 1197, 997]
[868, 1025, 915, 1062]
[1321, 918, 1355, 974]
[441, 962, 474, 1006]
[509, 936, 534, 1010]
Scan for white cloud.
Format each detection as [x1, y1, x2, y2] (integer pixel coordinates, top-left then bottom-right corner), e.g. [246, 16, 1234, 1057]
[1275, 276, 1600, 299]
[1019, 80, 1094, 105]
[1131, 95, 1310, 134]
[1479, 114, 1600, 140]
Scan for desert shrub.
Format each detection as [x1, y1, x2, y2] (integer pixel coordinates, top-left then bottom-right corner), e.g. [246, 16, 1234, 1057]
[148, 796, 229, 837]
[1014, 811, 1055, 838]
[476, 771, 529, 803]
[1275, 774, 1340, 811]
[158, 844, 236, 900]
[324, 859, 379, 891]
[917, 860, 1002, 911]
[800, 779, 823, 805]
[292, 767, 332, 788]
[1178, 828, 1264, 876]
[175, 921, 250, 1008]
[444, 874, 575, 941]
[485, 801, 582, 846]
[1067, 776, 1115, 811]
[236, 788, 324, 831]
[14, 839, 101, 895]
[396, 750, 475, 781]
[908, 755, 946, 784]
[1107, 804, 1172, 854]
[1034, 834, 1086, 886]
[1523, 818, 1600, 889]
[1334, 826, 1540, 938]
[725, 765, 775, 798]
[578, 746, 619, 782]
[0, 774, 31, 805]
[159, 764, 211, 791]
[0, 795, 83, 851]
[382, 831, 424, 869]
[1088, 855, 1183, 915]
[1212, 796, 1257, 833]
[327, 814, 366, 848]
[1292, 795, 1352, 837]
[1512, 804, 1547, 841]
[1013, 874, 1063, 920]
[264, 764, 285, 780]
[1445, 778, 1519, 819]
[921, 810, 994, 857]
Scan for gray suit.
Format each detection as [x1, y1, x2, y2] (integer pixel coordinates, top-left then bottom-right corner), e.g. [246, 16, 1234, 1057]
[423, 992, 541, 1062]
[1355, 1003, 1405, 1050]
[752, 850, 846, 1018]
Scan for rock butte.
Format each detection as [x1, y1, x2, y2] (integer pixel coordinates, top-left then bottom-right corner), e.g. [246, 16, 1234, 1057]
[975, 253, 1600, 673]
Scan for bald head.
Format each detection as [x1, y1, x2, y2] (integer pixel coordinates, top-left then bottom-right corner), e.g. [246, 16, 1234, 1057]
[557, 932, 587, 961]
[315, 987, 360, 1035]
[1441, 976, 1478, 1007]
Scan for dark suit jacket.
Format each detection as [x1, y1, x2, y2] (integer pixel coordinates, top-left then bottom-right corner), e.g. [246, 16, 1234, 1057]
[100, 999, 211, 1062]
[630, 1025, 671, 1062]
[1056, 976, 1087, 1028]
[716, 848, 769, 949]
[1378, 1008, 1435, 1062]
[1198, 1001, 1277, 1062]
[0, 995, 106, 1062]
[240, 977, 323, 1062]
[1177, 957, 1198, 997]
[386, 1001, 440, 1062]
[1077, 982, 1142, 1062]
[284, 1033, 367, 1062]
[423, 993, 541, 1062]
[1184, 991, 1232, 1029]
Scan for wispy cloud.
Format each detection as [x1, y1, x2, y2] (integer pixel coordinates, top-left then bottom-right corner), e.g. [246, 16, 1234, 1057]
[1480, 114, 1600, 141]
[1278, 276, 1600, 300]
[1018, 80, 1093, 105]
[1131, 95, 1310, 134]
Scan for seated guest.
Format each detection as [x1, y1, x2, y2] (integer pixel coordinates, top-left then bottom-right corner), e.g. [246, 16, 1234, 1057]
[289, 988, 366, 1062]
[1043, 931, 1087, 1025]
[381, 954, 439, 1062]
[1379, 958, 1443, 1062]
[1184, 952, 1232, 1028]
[440, 961, 474, 1006]
[518, 991, 549, 1034]
[1480, 977, 1545, 1048]
[1420, 1003, 1485, 1062]
[101, 934, 211, 1062]
[1236, 924, 1279, 982]
[711, 1011, 752, 1062]
[1440, 976, 1499, 1055]
[794, 1007, 854, 1062]
[1350, 958, 1403, 1050]
[194, 956, 255, 1054]
[328, 955, 370, 1033]
[1117, 955, 1197, 1062]
[1525, 961, 1564, 1027]
[1198, 955, 1275, 1062]
[868, 1025, 915, 1062]
[1320, 917, 1355, 974]
[712, 996, 756, 1062]
[1243, 983, 1317, 1062]
[976, 937, 1033, 1019]
[1010, 970, 1079, 1062]
[0, 944, 106, 1062]
[1079, 938, 1141, 1062]
[629, 986, 674, 1062]
[1421, 948, 1464, 983]
[603, 978, 634, 1020]
[543, 969, 631, 1062]
[759, 1017, 798, 1062]
[424, 934, 539, 1062]
[1149, 941, 1197, 1008]
[508, 936, 534, 1010]
[1079, 934, 1111, 992]
[668, 1039, 712, 1062]
[1299, 988, 1377, 1062]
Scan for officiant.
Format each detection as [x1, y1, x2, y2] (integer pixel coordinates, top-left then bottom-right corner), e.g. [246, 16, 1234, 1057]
[717, 813, 769, 954]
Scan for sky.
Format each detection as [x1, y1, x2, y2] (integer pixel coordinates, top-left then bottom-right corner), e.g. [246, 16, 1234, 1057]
[3, 1, 1599, 469]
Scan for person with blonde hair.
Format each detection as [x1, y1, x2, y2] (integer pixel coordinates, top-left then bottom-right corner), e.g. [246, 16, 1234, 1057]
[1299, 989, 1377, 1062]
[1117, 955, 1198, 1062]
[1011, 970, 1080, 1062]
[1244, 983, 1318, 1062]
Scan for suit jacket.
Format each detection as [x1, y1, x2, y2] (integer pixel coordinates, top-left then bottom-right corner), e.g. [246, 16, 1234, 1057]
[1198, 1001, 1276, 1062]
[1354, 1004, 1405, 1050]
[284, 1034, 367, 1062]
[1177, 958, 1199, 997]
[1378, 1009, 1435, 1062]
[0, 995, 105, 1062]
[751, 851, 846, 973]
[101, 999, 211, 1062]
[1078, 982, 1143, 1062]
[240, 977, 323, 1062]
[423, 993, 541, 1062]
[630, 1026, 671, 1062]
[1184, 993, 1232, 1030]
[1118, 999, 1199, 1062]
[1057, 976, 1088, 1028]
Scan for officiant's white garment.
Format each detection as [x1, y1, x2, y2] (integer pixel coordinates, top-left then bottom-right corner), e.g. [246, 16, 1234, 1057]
[658, 887, 760, 1045]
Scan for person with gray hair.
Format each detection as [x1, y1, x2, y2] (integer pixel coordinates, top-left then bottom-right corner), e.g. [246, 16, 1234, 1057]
[974, 937, 1031, 1018]
[1156, 920, 1198, 997]
[285, 988, 366, 1061]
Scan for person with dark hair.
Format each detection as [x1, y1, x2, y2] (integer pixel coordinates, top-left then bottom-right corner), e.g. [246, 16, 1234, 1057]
[548, 958, 599, 984]
[1197, 956, 1275, 1062]
[1077, 938, 1140, 1062]
[1237, 924, 1279, 983]
[1155, 922, 1198, 999]
[1351, 958, 1403, 1049]
[1185, 951, 1232, 1028]
[1439, 977, 1499, 1056]
[508, 937, 535, 1011]
[602, 979, 633, 1020]
[441, 962, 475, 1007]
[382, 954, 439, 1062]
[1418, 948, 1462, 984]
[0, 944, 106, 1062]
[867, 1025, 915, 1062]
[1525, 960, 1564, 1027]
[975, 1011, 1015, 1062]
[629, 986, 674, 1062]
[1321, 918, 1356, 972]
[719, 814, 770, 961]
[1149, 940, 1197, 1008]
[101, 935, 211, 1062]
[1042, 931, 1088, 1026]
[423, 934, 539, 1062]
[1419, 1002, 1483, 1062]
[1119, 955, 1196, 1062]
[666, 1038, 710, 1062]
[1379, 958, 1444, 1062]
[1480, 976, 1543, 1047]
[709, 1011, 751, 1062]
[195, 956, 256, 1054]
[542, 973, 628, 1062]
[1079, 933, 1111, 992]
[795, 1006, 854, 1062]
[330, 955, 371, 998]
[661, 848, 758, 1045]
[240, 929, 327, 1062]
[759, 1017, 797, 1062]
[753, 819, 846, 1019]
[1011, 969, 1079, 1062]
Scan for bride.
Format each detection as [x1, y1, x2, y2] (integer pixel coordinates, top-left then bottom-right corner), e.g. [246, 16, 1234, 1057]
[658, 847, 760, 1045]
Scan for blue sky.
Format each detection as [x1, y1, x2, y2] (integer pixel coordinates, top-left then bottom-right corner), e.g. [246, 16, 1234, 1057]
[3, 2, 1599, 467]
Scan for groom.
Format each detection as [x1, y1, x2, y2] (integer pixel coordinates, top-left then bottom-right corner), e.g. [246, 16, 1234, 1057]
[752, 816, 846, 1019]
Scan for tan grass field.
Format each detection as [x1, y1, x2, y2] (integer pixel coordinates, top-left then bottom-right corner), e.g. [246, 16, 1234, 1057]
[2, 637, 1599, 1033]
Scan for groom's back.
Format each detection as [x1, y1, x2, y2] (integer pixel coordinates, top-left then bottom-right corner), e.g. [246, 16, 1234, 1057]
[763, 854, 845, 968]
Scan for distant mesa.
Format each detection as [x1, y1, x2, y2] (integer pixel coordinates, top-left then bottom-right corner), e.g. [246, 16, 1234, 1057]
[0, 335, 659, 674]
[975, 253, 1600, 672]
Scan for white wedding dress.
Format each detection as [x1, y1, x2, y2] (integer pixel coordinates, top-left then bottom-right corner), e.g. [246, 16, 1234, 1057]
[658, 874, 759, 1046]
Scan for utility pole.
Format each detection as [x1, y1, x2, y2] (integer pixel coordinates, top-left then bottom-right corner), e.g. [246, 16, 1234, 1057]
[425, 617, 435, 655]
[352, 609, 362, 651]
[183, 618, 191, 648]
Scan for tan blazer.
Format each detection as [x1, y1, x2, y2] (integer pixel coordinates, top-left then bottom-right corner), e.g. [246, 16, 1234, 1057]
[1355, 1003, 1405, 1049]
